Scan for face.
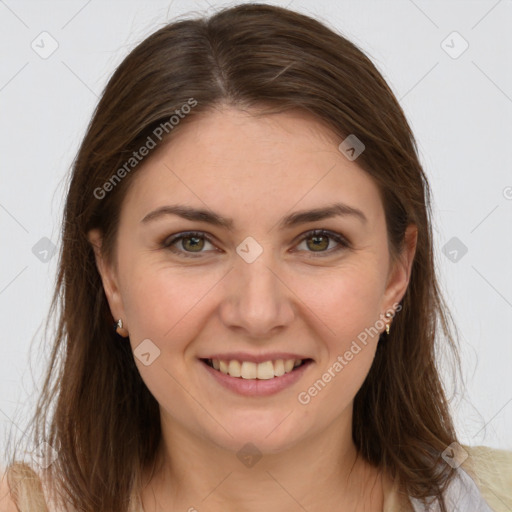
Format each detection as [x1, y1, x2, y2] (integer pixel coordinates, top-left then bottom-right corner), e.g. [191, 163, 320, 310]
[89, 106, 416, 455]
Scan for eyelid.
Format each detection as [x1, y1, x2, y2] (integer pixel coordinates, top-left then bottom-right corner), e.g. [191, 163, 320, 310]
[161, 229, 351, 258]
[291, 229, 351, 254]
[161, 231, 218, 258]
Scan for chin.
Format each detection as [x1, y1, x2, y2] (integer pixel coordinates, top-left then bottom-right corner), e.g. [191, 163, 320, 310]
[206, 417, 305, 456]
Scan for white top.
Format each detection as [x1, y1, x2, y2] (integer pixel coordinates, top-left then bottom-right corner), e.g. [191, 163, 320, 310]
[126, 467, 494, 512]
[408, 468, 494, 512]
[12, 459, 496, 512]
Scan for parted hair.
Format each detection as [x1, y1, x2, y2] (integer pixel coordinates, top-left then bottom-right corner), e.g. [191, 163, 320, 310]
[5, 4, 464, 511]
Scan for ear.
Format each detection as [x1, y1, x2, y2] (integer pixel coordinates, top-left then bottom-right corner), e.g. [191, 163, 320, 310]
[87, 228, 127, 326]
[381, 224, 418, 312]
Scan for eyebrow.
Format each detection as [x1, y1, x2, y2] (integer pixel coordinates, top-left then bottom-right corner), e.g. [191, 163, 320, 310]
[140, 202, 368, 229]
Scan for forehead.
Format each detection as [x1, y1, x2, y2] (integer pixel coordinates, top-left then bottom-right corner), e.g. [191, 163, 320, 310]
[120, 106, 384, 230]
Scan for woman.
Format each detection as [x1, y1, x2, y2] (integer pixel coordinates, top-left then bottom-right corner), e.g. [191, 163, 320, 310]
[2, 4, 511, 511]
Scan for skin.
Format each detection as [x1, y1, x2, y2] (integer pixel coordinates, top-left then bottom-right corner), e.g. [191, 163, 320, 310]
[88, 106, 417, 512]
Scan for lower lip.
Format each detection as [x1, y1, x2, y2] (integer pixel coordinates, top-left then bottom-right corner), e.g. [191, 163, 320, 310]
[200, 359, 313, 397]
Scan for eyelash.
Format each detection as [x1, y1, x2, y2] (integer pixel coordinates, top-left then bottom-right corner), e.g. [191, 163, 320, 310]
[161, 229, 350, 259]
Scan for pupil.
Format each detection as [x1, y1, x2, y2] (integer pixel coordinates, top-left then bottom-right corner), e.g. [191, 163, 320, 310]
[309, 235, 328, 251]
[185, 236, 203, 251]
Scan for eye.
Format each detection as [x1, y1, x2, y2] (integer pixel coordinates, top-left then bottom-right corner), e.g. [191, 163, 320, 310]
[161, 229, 350, 258]
[294, 229, 350, 256]
[161, 231, 217, 258]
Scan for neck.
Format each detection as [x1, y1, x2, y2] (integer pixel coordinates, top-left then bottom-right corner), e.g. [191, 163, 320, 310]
[139, 414, 387, 512]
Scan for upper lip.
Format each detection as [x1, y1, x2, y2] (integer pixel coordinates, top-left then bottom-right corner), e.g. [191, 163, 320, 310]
[199, 352, 313, 364]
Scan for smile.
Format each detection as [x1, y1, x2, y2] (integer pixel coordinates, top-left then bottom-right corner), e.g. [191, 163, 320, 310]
[199, 357, 314, 397]
[202, 357, 310, 379]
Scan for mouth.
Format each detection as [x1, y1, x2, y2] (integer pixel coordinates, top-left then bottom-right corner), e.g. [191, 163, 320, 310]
[200, 357, 313, 380]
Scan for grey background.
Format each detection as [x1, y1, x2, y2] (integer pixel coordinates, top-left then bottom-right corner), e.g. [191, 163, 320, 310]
[1, 0, 511, 464]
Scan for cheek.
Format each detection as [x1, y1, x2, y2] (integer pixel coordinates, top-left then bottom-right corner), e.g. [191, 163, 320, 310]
[293, 261, 383, 402]
[119, 259, 225, 348]
[303, 345, 376, 419]
[118, 264, 217, 414]
[295, 260, 384, 340]
[120, 274, 174, 340]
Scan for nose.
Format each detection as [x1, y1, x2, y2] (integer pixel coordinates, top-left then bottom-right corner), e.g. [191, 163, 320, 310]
[219, 248, 296, 338]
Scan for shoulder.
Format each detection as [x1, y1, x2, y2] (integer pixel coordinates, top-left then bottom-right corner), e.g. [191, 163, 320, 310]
[0, 462, 51, 512]
[384, 445, 512, 512]
[0, 466, 19, 512]
[461, 444, 512, 512]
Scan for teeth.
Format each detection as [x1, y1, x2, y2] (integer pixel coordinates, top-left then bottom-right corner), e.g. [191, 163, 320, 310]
[284, 359, 295, 373]
[209, 358, 305, 379]
[219, 360, 229, 374]
[274, 359, 285, 377]
[228, 360, 241, 377]
[257, 361, 274, 380]
[241, 361, 258, 379]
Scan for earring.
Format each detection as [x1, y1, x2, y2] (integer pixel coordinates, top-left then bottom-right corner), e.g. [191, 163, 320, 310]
[385, 312, 393, 335]
[115, 318, 129, 338]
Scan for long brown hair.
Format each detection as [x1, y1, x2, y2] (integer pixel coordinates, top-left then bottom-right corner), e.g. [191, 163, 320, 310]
[5, 4, 463, 511]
